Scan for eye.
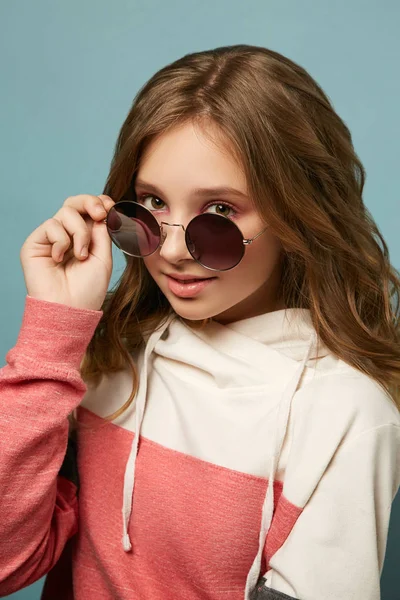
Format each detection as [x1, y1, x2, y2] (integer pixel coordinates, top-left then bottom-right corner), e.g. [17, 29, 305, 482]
[204, 202, 237, 218]
[137, 194, 165, 211]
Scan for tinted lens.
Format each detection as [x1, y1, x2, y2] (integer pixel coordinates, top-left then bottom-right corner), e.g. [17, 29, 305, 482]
[106, 201, 160, 256]
[186, 213, 244, 270]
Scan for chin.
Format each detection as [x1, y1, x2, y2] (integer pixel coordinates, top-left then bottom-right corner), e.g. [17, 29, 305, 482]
[166, 296, 220, 322]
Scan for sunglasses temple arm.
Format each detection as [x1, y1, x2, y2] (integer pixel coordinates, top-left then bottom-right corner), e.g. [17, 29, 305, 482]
[244, 224, 270, 245]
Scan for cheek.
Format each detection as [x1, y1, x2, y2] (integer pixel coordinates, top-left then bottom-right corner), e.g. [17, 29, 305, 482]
[231, 235, 282, 283]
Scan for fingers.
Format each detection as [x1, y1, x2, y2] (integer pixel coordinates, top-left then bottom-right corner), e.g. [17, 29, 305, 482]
[42, 218, 74, 263]
[62, 194, 115, 221]
[51, 194, 116, 261]
[21, 194, 117, 265]
[54, 206, 95, 260]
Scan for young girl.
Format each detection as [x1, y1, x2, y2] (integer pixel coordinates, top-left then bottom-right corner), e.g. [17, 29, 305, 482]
[1, 44, 399, 600]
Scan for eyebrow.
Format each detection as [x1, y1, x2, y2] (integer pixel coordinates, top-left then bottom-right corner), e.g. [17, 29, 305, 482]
[134, 178, 248, 200]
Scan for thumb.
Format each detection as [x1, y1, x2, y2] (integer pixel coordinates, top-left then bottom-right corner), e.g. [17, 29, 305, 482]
[90, 218, 113, 263]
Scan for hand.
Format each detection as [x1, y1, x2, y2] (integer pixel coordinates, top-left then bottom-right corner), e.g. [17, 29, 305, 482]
[20, 194, 116, 311]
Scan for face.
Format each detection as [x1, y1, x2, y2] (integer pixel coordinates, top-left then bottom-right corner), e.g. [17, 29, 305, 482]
[136, 120, 284, 324]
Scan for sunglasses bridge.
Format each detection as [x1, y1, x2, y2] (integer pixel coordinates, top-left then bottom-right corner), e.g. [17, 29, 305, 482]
[159, 222, 193, 252]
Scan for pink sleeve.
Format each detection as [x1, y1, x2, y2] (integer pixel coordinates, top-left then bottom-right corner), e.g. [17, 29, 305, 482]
[0, 295, 103, 595]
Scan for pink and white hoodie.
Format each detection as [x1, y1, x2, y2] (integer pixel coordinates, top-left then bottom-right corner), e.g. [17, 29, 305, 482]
[0, 294, 400, 600]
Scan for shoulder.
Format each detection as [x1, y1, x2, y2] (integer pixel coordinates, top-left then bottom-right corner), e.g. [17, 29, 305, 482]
[284, 364, 400, 505]
[294, 360, 400, 436]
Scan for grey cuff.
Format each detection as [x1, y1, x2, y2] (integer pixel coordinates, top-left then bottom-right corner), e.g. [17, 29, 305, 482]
[250, 577, 299, 600]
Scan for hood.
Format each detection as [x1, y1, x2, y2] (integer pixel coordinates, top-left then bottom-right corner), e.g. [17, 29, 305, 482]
[120, 307, 324, 599]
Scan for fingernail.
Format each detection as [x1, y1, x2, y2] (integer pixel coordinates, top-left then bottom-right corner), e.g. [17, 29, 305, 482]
[80, 245, 88, 257]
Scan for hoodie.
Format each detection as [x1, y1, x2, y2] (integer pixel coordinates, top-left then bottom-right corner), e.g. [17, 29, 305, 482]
[0, 295, 399, 600]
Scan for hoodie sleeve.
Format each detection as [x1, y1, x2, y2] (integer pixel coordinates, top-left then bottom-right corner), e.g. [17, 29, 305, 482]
[252, 378, 400, 600]
[0, 295, 102, 596]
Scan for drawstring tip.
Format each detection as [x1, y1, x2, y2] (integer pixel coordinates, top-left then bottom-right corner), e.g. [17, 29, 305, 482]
[122, 533, 132, 552]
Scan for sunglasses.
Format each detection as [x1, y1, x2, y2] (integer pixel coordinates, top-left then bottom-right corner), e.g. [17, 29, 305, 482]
[104, 200, 269, 272]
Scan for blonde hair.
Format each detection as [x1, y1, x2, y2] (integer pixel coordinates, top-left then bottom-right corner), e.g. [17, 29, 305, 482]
[70, 44, 400, 431]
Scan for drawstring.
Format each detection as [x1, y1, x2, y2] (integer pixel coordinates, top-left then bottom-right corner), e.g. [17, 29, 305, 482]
[244, 330, 317, 599]
[121, 314, 175, 552]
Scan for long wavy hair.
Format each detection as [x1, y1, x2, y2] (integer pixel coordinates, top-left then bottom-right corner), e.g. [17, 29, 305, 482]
[69, 44, 400, 432]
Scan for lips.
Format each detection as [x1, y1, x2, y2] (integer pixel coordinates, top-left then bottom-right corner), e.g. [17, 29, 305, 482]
[166, 273, 213, 282]
[178, 279, 201, 284]
[165, 274, 217, 298]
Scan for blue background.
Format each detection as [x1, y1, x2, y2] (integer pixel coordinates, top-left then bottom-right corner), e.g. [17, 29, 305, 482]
[1, 0, 399, 598]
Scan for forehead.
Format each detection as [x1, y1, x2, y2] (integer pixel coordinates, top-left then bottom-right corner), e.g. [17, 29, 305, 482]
[137, 120, 247, 193]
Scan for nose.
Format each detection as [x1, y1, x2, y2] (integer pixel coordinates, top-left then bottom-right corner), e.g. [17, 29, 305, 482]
[158, 222, 193, 264]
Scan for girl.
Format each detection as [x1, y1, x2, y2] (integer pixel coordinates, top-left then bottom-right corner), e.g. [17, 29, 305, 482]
[1, 44, 400, 600]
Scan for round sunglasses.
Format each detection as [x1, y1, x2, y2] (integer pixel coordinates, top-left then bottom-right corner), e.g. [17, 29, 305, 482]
[104, 200, 269, 272]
